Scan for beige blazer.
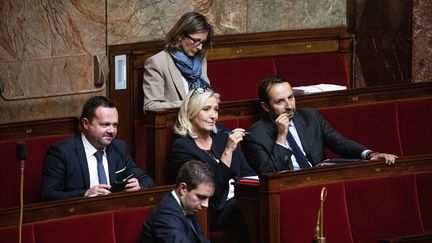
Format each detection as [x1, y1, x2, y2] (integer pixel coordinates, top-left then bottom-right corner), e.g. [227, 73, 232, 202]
[143, 50, 209, 111]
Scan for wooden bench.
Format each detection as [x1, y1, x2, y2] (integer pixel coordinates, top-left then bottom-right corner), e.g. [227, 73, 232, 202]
[108, 27, 353, 162]
[0, 184, 223, 243]
[234, 154, 432, 243]
[0, 117, 79, 208]
[0, 185, 171, 243]
[140, 82, 432, 184]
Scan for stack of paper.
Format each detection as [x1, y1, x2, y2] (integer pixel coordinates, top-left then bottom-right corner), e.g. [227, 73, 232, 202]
[292, 84, 347, 94]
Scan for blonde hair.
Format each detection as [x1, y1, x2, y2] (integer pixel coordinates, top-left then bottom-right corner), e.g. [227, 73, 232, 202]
[174, 88, 220, 138]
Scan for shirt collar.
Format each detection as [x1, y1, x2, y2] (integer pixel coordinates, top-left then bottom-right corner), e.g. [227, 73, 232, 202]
[171, 190, 187, 216]
[81, 133, 105, 159]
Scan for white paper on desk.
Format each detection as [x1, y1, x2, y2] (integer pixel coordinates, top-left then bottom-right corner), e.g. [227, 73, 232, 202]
[292, 84, 347, 94]
[242, 175, 259, 180]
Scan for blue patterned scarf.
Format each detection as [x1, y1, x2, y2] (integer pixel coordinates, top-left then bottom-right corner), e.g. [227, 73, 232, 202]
[170, 50, 209, 90]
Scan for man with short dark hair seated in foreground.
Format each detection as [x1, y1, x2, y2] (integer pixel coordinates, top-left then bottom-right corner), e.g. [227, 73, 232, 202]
[41, 96, 154, 201]
[242, 75, 398, 174]
[141, 160, 215, 243]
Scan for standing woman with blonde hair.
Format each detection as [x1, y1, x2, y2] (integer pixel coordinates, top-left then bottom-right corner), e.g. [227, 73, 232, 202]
[143, 12, 213, 111]
[170, 88, 256, 242]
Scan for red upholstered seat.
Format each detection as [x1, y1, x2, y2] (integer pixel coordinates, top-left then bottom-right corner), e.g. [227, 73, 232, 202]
[33, 213, 116, 243]
[208, 57, 276, 101]
[397, 98, 432, 156]
[210, 230, 237, 243]
[275, 52, 349, 87]
[319, 102, 402, 158]
[0, 134, 72, 208]
[279, 182, 353, 243]
[416, 172, 432, 231]
[114, 207, 154, 243]
[344, 175, 423, 243]
[0, 224, 35, 243]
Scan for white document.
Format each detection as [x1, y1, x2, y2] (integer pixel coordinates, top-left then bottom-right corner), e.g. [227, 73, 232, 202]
[292, 84, 347, 94]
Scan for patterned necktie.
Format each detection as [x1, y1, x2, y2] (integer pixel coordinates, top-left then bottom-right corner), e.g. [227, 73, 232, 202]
[287, 132, 311, 168]
[94, 150, 108, 184]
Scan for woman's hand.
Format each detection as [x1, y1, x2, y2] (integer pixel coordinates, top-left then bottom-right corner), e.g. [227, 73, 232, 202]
[221, 128, 247, 167]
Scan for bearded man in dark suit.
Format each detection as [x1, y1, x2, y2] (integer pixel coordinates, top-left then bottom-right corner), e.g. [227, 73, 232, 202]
[242, 75, 398, 175]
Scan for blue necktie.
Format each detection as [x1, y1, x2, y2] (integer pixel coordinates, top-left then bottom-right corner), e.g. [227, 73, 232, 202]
[94, 150, 108, 184]
[287, 132, 311, 168]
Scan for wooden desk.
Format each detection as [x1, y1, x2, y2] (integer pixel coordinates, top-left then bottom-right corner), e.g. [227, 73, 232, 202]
[0, 185, 173, 227]
[235, 154, 432, 243]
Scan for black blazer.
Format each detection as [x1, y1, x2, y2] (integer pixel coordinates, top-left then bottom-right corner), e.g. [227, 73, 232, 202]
[41, 135, 154, 200]
[242, 108, 368, 174]
[170, 124, 256, 210]
[141, 192, 209, 243]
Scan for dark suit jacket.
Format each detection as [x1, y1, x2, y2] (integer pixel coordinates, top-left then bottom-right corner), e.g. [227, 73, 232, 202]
[141, 192, 209, 243]
[242, 108, 368, 174]
[170, 124, 256, 211]
[41, 135, 154, 201]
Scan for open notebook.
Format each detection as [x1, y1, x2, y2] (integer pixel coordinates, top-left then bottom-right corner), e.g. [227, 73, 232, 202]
[293, 84, 346, 94]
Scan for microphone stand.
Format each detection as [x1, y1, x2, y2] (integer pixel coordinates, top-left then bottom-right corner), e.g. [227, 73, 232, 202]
[17, 142, 26, 243]
[19, 159, 25, 243]
[312, 187, 327, 243]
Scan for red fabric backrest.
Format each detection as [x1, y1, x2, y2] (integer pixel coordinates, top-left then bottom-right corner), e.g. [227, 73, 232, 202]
[416, 172, 432, 231]
[397, 98, 432, 156]
[279, 183, 353, 243]
[114, 206, 154, 243]
[0, 224, 35, 243]
[0, 134, 72, 208]
[238, 116, 260, 132]
[318, 102, 402, 158]
[275, 52, 349, 87]
[218, 119, 239, 131]
[344, 175, 423, 243]
[33, 213, 116, 243]
[208, 57, 276, 101]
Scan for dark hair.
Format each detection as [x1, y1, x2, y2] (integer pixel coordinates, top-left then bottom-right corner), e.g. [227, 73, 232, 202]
[165, 12, 213, 56]
[80, 96, 116, 122]
[258, 75, 290, 104]
[176, 160, 215, 191]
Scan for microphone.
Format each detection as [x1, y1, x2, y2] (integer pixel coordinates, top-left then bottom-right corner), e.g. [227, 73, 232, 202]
[312, 187, 327, 243]
[16, 141, 27, 243]
[16, 141, 27, 168]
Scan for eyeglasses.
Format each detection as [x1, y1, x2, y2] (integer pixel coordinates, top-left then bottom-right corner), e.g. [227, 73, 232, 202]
[185, 34, 207, 47]
[191, 87, 210, 97]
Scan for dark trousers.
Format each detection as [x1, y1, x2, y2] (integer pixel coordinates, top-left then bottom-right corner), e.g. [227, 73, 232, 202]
[210, 198, 251, 243]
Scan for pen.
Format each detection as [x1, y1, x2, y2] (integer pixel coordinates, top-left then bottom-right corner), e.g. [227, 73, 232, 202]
[122, 173, 134, 182]
[224, 131, 251, 135]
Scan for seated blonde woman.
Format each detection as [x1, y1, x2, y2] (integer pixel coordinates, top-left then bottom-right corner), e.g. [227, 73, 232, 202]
[170, 88, 256, 242]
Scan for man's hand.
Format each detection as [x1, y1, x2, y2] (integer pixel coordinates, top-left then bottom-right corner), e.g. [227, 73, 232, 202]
[275, 113, 290, 144]
[124, 178, 141, 192]
[85, 184, 111, 197]
[369, 152, 398, 165]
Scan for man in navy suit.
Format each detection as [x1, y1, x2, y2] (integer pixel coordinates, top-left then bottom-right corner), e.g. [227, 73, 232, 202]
[41, 96, 154, 201]
[242, 75, 398, 174]
[141, 160, 215, 243]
